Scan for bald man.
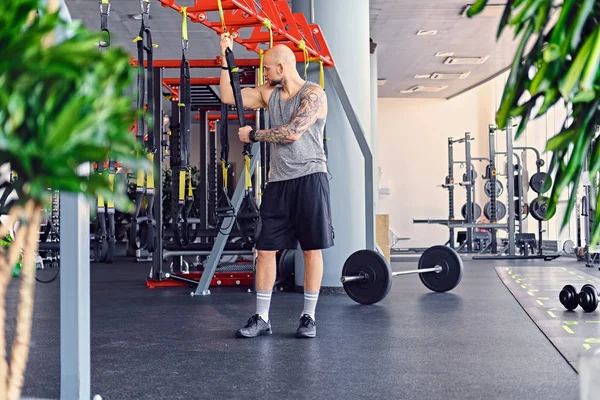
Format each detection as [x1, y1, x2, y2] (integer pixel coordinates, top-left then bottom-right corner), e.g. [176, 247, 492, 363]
[219, 34, 333, 339]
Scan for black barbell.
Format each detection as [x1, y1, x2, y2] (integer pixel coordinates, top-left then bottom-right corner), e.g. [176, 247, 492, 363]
[340, 245, 463, 305]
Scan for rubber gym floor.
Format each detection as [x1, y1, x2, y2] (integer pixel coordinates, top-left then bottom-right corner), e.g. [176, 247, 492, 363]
[14, 256, 591, 400]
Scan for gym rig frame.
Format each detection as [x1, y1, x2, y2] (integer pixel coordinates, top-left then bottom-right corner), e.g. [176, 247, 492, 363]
[414, 120, 559, 260]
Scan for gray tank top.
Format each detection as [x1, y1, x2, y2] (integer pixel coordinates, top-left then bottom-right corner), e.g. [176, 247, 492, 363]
[266, 81, 327, 182]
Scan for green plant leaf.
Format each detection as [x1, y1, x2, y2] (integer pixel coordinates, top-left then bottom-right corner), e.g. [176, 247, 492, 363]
[558, 32, 595, 99]
[466, 0, 488, 17]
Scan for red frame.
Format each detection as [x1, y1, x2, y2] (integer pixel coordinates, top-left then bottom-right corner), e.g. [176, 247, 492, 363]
[156, 0, 335, 67]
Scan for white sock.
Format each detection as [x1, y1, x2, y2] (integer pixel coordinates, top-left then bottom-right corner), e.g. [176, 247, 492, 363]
[256, 290, 272, 322]
[301, 290, 319, 320]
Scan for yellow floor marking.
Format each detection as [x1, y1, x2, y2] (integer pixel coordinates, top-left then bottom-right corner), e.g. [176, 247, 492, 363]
[584, 344, 592, 350]
[528, 291, 535, 296]
[564, 321, 579, 325]
[578, 276, 584, 279]
[569, 271, 575, 275]
[521, 284, 527, 289]
[537, 300, 544, 306]
[585, 338, 600, 344]
[538, 297, 549, 301]
[588, 280, 595, 284]
[586, 321, 600, 324]
[561, 267, 567, 271]
[563, 325, 575, 334]
[547, 311, 557, 318]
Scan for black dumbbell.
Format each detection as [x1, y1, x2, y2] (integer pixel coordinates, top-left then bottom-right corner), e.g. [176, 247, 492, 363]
[578, 284, 600, 312]
[559, 284, 579, 310]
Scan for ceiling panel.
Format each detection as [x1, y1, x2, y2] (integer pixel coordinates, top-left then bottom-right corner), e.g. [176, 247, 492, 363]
[63, 0, 520, 99]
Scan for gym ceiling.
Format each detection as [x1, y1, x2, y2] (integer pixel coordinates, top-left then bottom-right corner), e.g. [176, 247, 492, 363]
[65, 0, 521, 100]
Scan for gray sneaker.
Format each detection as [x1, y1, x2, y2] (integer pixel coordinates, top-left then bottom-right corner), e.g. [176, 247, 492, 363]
[236, 314, 272, 338]
[296, 314, 316, 338]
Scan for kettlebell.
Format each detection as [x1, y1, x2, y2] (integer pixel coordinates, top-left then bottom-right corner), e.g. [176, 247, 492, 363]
[559, 284, 579, 310]
[578, 284, 600, 312]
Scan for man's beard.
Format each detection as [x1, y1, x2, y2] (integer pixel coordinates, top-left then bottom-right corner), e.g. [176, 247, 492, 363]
[269, 78, 282, 87]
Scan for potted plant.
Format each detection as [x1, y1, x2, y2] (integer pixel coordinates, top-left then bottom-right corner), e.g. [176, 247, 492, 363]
[468, 0, 600, 242]
[0, 0, 150, 398]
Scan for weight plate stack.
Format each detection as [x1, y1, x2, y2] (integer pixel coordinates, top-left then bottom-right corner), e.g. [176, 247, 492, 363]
[484, 201, 507, 220]
[529, 196, 555, 221]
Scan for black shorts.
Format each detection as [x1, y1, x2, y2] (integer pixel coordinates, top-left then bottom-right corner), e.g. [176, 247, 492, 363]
[255, 172, 334, 251]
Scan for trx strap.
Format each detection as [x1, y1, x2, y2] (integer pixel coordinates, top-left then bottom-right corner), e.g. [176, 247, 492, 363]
[94, 0, 115, 262]
[172, 7, 200, 248]
[214, 102, 236, 232]
[99, 0, 110, 48]
[129, 0, 157, 253]
[224, 48, 261, 245]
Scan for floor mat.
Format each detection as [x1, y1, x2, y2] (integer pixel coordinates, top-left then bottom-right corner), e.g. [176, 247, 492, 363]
[496, 266, 600, 371]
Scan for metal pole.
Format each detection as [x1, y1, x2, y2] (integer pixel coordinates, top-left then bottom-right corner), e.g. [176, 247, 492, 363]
[194, 142, 261, 295]
[60, 167, 90, 400]
[464, 132, 473, 252]
[199, 110, 208, 232]
[488, 125, 498, 254]
[152, 66, 164, 279]
[448, 138, 455, 248]
[506, 120, 516, 256]
[326, 66, 375, 251]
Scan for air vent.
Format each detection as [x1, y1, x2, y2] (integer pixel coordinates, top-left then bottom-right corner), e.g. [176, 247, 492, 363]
[416, 30, 438, 36]
[401, 85, 448, 94]
[430, 72, 471, 80]
[414, 74, 432, 79]
[444, 56, 489, 65]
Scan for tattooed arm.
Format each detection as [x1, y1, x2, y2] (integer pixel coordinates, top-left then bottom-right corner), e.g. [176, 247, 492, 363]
[254, 85, 326, 143]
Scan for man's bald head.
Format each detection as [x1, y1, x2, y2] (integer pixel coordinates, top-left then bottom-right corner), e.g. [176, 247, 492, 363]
[264, 44, 296, 68]
[262, 44, 300, 87]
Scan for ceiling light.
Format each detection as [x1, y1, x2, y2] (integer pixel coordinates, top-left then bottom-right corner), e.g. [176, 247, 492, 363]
[430, 72, 471, 80]
[377, 79, 387, 86]
[416, 30, 438, 36]
[462, 4, 507, 18]
[414, 74, 432, 79]
[401, 85, 448, 93]
[435, 52, 454, 57]
[444, 56, 489, 65]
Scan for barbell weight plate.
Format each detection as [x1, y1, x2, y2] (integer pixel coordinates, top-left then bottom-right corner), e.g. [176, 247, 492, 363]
[277, 249, 295, 286]
[341, 249, 392, 305]
[529, 172, 552, 194]
[563, 239, 575, 254]
[484, 180, 504, 197]
[529, 196, 555, 221]
[461, 203, 482, 220]
[483, 201, 507, 220]
[418, 245, 463, 292]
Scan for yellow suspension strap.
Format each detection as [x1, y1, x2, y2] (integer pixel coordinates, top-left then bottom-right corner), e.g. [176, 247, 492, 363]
[297, 40, 310, 79]
[307, 57, 329, 159]
[129, 0, 157, 253]
[262, 18, 273, 48]
[214, 102, 235, 232]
